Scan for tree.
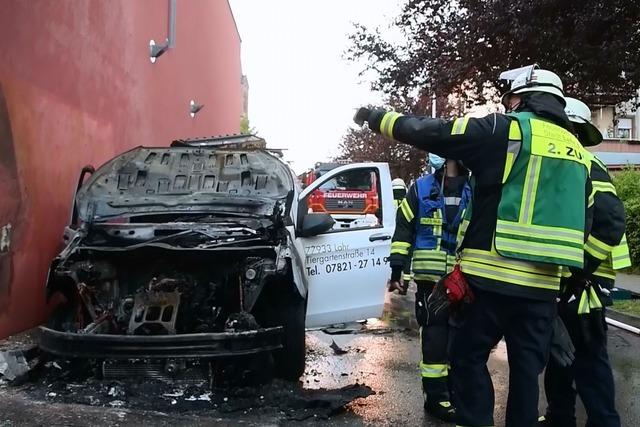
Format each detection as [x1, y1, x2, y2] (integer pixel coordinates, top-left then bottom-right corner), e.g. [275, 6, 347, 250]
[336, 126, 426, 182]
[240, 115, 256, 135]
[347, 0, 640, 108]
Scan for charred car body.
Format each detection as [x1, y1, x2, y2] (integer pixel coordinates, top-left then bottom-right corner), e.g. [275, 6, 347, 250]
[39, 135, 394, 381]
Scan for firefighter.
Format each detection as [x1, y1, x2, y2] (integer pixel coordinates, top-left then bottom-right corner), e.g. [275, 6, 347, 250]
[389, 153, 470, 421]
[540, 97, 629, 427]
[354, 66, 590, 426]
[392, 178, 408, 208]
[391, 177, 414, 283]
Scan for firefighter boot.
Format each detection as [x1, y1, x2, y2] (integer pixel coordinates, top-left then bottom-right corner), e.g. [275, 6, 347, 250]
[422, 376, 456, 422]
[423, 390, 457, 422]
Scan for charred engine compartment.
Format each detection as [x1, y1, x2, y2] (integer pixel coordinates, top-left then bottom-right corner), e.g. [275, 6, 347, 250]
[39, 247, 287, 359]
[50, 249, 279, 336]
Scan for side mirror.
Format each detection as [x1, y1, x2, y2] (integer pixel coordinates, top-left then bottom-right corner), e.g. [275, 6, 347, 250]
[298, 213, 335, 237]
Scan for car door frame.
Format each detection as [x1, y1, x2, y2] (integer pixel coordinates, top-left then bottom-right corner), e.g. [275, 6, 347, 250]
[290, 162, 395, 327]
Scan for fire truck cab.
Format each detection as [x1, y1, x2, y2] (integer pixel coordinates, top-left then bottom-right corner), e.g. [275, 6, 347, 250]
[302, 162, 380, 230]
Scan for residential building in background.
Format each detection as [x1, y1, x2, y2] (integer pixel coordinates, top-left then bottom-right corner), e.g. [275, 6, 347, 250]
[591, 98, 640, 140]
[589, 90, 640, 170]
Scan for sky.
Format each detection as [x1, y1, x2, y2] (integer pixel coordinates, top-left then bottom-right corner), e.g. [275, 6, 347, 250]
[229, 0, 402, 174]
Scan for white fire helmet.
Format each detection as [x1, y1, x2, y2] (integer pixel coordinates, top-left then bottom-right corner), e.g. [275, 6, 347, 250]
[392, 178, 407, 191]
[564, 97, 603, 147]
[501, 66, 565, 107]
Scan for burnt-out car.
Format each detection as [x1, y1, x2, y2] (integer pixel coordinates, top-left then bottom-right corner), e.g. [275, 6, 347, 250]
[39, 135, 395, 380]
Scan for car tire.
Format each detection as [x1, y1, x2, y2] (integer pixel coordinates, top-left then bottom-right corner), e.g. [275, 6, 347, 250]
[273, 290, 307, 381]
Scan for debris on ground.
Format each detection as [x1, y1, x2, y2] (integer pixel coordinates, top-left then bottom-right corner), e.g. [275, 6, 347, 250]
[321, 322, 364, 335]
[329, 340, 348, 356]
[8, 357, 373, 421]
[0, 346, 41, 383]
[321, 322, 412, 337]
[214, 381, 374, 420]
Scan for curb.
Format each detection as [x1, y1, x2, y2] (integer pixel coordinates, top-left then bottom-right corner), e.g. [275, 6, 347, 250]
[607, 308, 640, 330]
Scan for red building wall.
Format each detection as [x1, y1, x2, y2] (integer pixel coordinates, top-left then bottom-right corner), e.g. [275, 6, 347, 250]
[0, 0, 242, 337]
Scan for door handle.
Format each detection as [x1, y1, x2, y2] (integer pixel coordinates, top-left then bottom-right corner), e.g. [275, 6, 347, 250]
[369, 233, 391, 242]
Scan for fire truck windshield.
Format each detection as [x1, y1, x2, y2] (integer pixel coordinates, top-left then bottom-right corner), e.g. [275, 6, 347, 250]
[318, 170, 374, 191]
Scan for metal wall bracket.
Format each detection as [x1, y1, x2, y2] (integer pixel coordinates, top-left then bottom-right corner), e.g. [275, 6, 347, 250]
[149, 39, 169, 63]
[149, 0, 177, 63]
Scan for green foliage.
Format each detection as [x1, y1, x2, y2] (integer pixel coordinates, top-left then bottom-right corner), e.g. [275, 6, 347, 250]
[613, 168, 640, 270]
[348, 0, 640, 107]
[614, 168, 640, 201]
[240, 115, 255, 135]
[612, 299, 640, 317]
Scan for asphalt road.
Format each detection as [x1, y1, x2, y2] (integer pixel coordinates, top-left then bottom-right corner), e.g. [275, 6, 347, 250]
[615, 272, 640, 294]
[1, 289, 639, 426]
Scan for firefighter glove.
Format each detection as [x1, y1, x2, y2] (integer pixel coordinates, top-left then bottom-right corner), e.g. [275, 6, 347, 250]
[388, 279, 408, 295]
[353, 107, 372, 126]
[426, 279, 449, 325]
[550, 317, 576, 368]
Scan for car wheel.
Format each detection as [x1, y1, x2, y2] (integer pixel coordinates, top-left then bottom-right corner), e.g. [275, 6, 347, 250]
[273, 290, 307, 381]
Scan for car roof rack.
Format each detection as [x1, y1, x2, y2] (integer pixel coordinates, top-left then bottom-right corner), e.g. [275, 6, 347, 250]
[171, 134, 267, 149]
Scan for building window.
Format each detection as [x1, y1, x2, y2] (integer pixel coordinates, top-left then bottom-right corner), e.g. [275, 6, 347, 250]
[617, 118, 633, 139]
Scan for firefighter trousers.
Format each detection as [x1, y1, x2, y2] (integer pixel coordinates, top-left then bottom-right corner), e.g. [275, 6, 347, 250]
[449, 285, 556, 427]
[543, 308, 620, 427]
[415, 280, 450, 404]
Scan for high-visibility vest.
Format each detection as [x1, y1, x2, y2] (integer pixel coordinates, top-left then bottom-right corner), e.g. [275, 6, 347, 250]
[460, 113, 588, 295]
[411, 174, 471, 282]
[494, 112, 589, 268]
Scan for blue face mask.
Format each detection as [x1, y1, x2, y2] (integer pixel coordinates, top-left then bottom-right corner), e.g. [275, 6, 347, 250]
[429, 153, 445, 170]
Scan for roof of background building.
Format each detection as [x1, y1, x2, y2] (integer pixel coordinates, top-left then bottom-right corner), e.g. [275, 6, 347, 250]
[593, 152, 640, 167]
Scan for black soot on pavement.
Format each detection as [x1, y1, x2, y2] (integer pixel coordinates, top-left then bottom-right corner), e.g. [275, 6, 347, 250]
[14, 357, 374, 421]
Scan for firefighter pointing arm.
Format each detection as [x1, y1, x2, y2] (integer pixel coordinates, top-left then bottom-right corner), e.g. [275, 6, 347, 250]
[354, 67, 591, 427]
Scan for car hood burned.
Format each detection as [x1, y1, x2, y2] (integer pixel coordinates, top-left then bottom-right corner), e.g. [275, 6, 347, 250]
[75, 146, 294, 222]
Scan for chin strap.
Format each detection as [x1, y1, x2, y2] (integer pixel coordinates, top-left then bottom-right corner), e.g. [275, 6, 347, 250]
[506, 100, 523, 113]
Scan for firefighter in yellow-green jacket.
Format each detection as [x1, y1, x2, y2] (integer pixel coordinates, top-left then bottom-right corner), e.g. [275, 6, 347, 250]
[354, 66, 590, 427]
[541, 97, 629, 427]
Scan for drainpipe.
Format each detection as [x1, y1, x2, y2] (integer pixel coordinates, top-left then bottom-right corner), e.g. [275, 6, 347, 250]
[149, 0, 177, 63]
